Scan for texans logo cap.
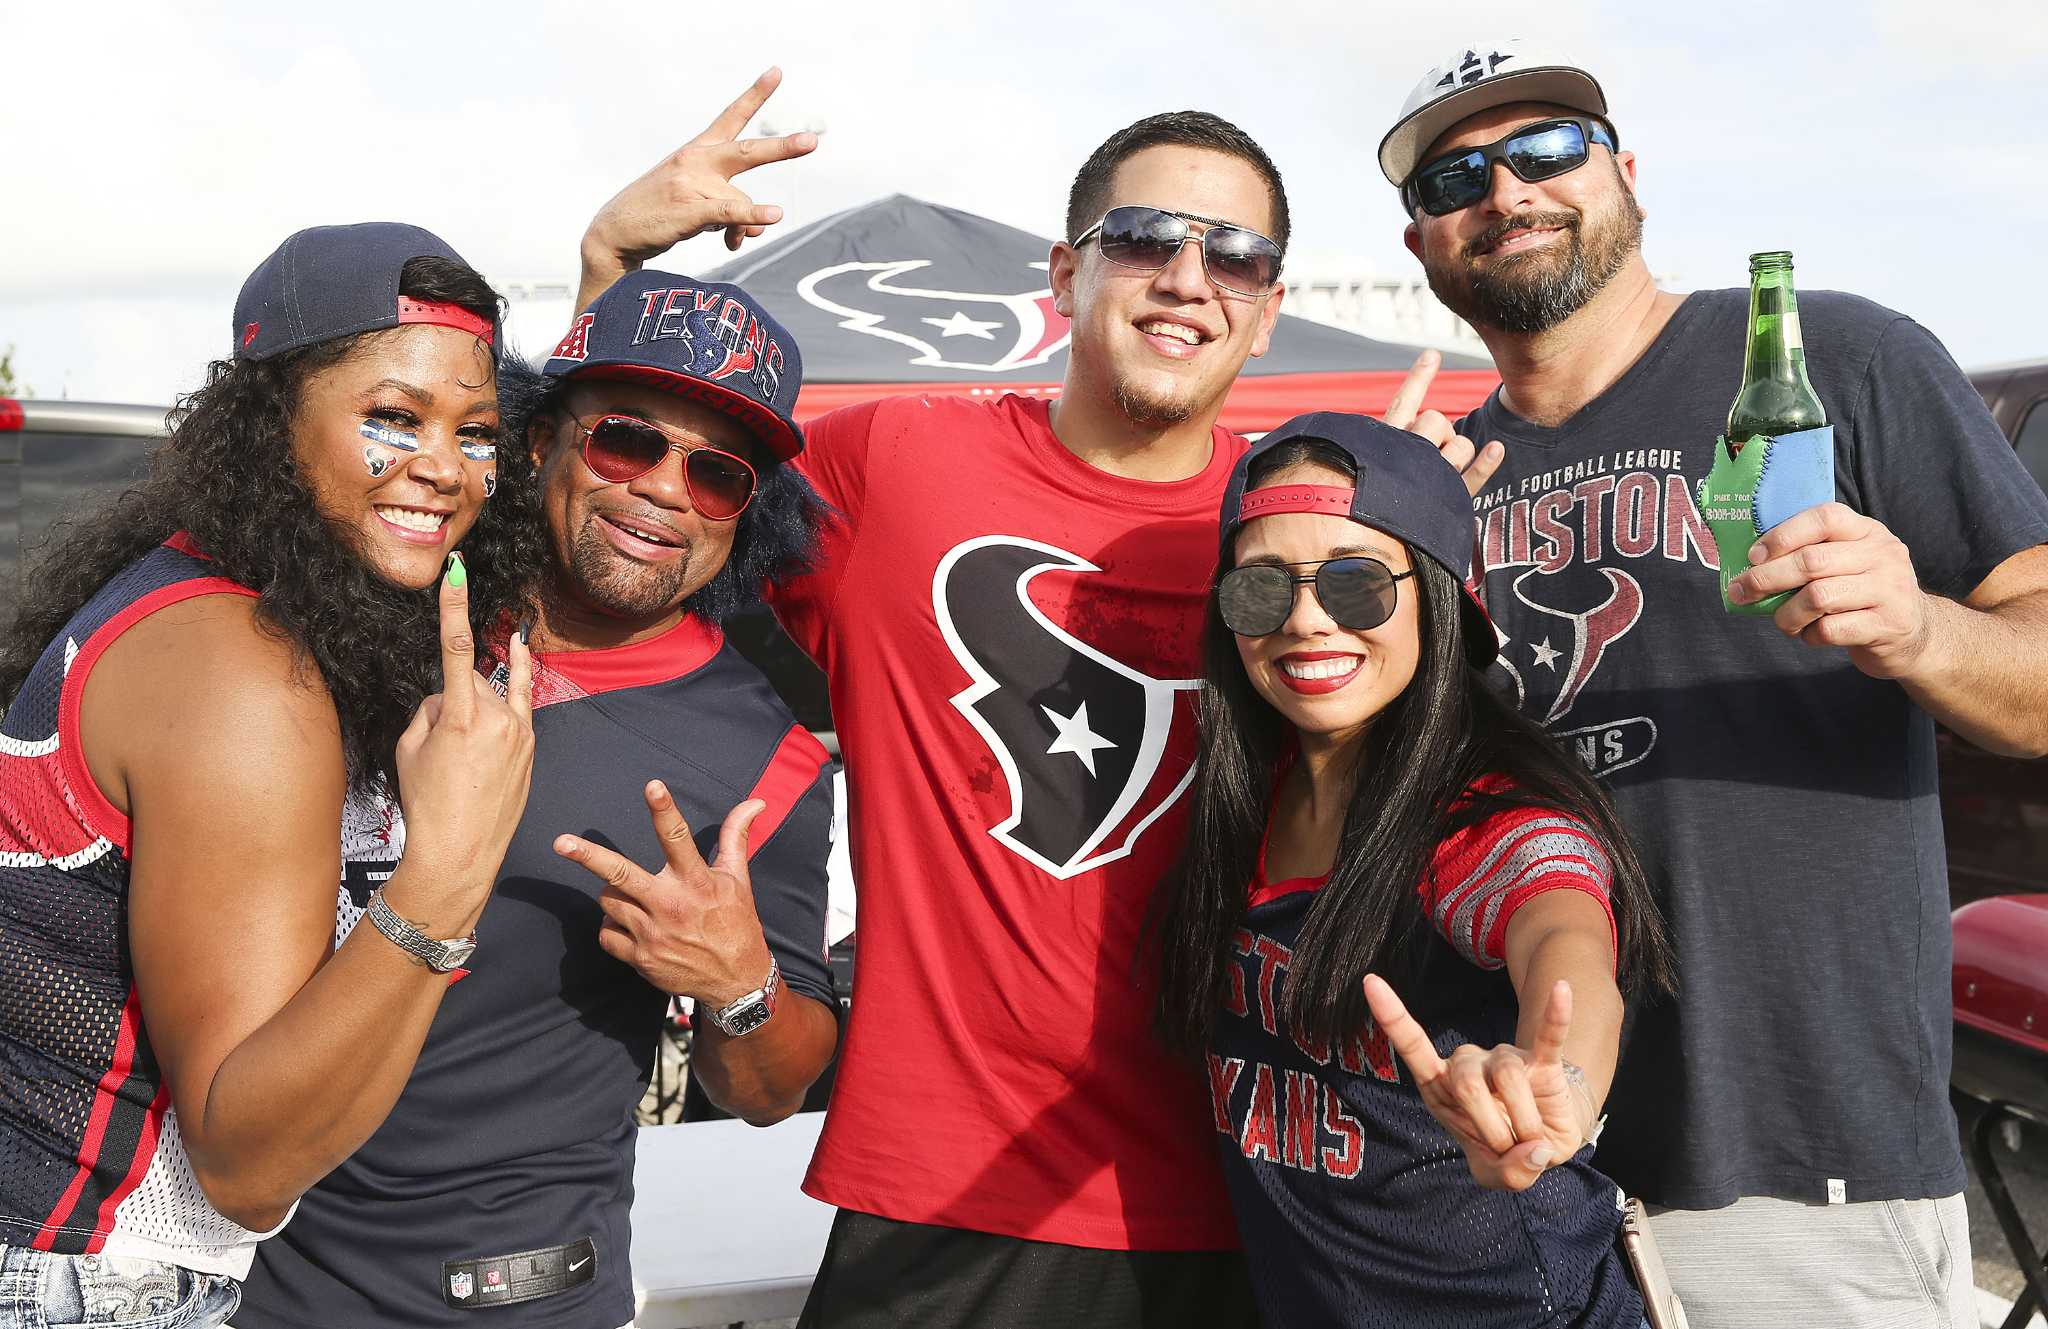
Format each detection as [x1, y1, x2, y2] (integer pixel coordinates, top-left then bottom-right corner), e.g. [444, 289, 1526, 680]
[542, 271, 805, 462]
[1377, 40, 1611, 189]
[1220, 411, 1496, 665]
[233, 222, 495, 362]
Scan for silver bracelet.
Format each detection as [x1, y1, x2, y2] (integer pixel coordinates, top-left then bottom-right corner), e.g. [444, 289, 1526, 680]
[365, 889, 477, 973]
[1560, 1059, 1606, 1146]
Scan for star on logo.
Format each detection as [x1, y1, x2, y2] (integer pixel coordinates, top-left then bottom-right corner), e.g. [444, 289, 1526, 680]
[1041, 701, 1116, 776]
[1530, 637, 1562, 670]
[922, 310, 1001, 340]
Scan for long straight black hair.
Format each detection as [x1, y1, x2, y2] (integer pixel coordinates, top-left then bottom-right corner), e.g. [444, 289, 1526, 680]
[1153, 440, 1675, 1057]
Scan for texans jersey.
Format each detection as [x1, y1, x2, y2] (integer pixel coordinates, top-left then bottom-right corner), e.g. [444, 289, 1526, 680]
[772, 393, 1244, 1250]
[0, 537, 282, 1277]
[235, 614, 835, 1329]
[1210, 798, 1642, 1328]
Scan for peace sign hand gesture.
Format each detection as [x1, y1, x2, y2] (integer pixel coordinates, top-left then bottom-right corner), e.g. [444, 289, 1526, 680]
[1363, 974, 1597, 1192]
[577, 67, 820, 308]
[553, 781, 775, 1008]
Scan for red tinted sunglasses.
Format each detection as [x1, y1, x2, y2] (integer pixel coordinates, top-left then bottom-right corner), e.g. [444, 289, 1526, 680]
[574, 414, 758, 520]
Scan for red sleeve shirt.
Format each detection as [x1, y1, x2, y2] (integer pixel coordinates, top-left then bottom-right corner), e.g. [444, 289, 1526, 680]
[1421, 798, 1617, 971]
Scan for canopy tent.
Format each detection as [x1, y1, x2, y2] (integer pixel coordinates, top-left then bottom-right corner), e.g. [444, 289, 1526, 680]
[705, 195, 1497, 434]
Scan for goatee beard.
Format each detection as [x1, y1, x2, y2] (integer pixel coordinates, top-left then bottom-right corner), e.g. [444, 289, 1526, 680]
[566, 514, 691, 620]
[1111, 375, 1197, 428]
[1424, 176, 1644, 335]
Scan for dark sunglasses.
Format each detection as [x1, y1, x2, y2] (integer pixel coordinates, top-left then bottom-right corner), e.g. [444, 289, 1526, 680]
[575, 414, 757, 520]
[1217, 556, 1415, 637]
[1073, 205, 1283, 297]
[1402, 116, 1619, 218]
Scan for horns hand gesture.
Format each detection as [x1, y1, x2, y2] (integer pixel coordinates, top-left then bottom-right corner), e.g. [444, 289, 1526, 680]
[1363, 974, 1598, 1191]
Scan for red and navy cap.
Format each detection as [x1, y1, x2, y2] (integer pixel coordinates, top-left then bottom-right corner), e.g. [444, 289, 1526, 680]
[232, 222, 495, 362]
[542, 271, 805, 462]
[1220, 410, 1496, 665]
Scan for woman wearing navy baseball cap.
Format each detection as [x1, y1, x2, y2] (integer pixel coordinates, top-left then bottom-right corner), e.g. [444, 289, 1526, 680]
[0, 223, 541, 1325]
[1152, 412, 1674, 1328]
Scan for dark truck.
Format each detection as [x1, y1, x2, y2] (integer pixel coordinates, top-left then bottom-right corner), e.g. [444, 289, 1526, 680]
[3, 374, 2045, 892]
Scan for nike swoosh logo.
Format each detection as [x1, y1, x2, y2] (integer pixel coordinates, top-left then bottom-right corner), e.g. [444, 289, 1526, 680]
[569, 1257, 590, 1272]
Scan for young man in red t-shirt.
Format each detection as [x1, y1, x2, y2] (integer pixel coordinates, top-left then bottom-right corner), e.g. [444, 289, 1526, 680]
[574, 73, 1450, 1327]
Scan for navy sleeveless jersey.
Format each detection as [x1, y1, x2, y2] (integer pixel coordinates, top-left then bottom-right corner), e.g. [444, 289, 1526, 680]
[1209, 799, 1645, 1329]
[235, 615, 836, 1329]
[0, 538, 296, 1276]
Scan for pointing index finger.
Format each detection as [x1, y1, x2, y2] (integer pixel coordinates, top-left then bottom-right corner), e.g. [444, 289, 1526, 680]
[1364, 974, 1447, 1085]
[1381, 349, 1441, 431]
[691, 67, 783, 147]
[437, 553, 476, 726]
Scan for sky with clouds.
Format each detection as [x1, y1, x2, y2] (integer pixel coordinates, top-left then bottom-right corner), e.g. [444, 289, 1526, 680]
[5, 0, 2045, 404]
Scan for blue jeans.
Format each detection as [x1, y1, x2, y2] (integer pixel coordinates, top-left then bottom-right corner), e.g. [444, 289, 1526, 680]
[0, 1247, 239, 1328]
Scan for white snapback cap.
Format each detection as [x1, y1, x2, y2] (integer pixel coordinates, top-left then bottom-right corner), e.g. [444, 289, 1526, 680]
[1377, 41, 1610, 188]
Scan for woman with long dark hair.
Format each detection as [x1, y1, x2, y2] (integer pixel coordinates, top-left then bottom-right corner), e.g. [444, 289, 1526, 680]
[0, 223, 541, 1327]
[1154, 411, 1674, 1328]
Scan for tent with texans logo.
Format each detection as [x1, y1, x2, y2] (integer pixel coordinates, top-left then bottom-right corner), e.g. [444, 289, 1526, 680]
[705, 194, 1496, 434]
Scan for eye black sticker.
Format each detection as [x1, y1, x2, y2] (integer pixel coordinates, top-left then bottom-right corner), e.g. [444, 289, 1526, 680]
[359, 419, 421, 452]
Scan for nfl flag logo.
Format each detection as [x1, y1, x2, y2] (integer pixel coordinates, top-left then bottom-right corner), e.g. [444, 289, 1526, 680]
[449, 1272, 473, 1300]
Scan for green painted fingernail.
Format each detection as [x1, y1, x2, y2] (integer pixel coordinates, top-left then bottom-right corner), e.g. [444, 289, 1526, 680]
[446, 552, 467, 588]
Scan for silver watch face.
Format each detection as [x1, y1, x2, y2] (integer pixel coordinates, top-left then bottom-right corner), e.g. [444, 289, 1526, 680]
[720, 999, 773, 1037]
[430, 938, 477, 973]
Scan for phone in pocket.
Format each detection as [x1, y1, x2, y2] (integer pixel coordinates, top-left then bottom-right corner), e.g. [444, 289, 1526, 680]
[1621, 1196, 1690, 1329]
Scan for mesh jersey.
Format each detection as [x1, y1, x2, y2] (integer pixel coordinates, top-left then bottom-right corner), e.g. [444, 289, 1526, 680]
[236, 614, 836, 1329]
[1, 538, 297, 1278]
[772, 394, 1245, 1250]
[1210, 798, 1643, 1328]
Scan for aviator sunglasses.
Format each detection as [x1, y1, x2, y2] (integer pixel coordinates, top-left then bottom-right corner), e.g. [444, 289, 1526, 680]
[1402, 116, 1619, 218]
[1073, 205, 1283, 297]
[1216, 556, 1416, 637]
[575, 413, 758, 520]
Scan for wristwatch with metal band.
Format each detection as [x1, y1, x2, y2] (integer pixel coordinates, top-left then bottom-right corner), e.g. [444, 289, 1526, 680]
[708, 957, 780, 1037]
[365, 889, 477, 973]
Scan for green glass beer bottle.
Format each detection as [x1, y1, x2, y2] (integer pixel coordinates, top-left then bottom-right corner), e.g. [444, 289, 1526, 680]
[1702, 251, 1832, 615]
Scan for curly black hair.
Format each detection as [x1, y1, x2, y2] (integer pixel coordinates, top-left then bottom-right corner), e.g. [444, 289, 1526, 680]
[0, 257, 546, 793]
[504, 355, 829, 624]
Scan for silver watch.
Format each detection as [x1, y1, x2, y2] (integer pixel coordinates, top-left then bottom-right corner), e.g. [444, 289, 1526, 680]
[707, 957, 780, 1037]
[365, 890, 477, 974]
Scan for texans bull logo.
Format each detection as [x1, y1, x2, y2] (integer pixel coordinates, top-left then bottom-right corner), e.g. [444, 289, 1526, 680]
[1487, 564, 1656, 779]
[671, 305, 757, 380]
[797, 261, 1070, 374]
[932, 536, 1199, 879]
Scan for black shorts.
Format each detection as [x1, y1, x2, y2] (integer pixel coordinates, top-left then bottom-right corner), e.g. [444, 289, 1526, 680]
[797, 1209, 1260, 1329]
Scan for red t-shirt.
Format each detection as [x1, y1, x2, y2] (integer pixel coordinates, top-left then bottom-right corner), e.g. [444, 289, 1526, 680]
[773, 393, 1244, 1250]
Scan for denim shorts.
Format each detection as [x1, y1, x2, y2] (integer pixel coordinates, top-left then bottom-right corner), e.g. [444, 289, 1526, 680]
[0, 1247, 240, 1329]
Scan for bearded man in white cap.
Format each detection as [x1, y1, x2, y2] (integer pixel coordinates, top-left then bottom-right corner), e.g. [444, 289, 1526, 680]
[1379, 38, 2048, 1329]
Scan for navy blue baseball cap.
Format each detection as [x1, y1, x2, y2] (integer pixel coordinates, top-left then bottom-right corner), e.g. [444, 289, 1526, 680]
[233, 222, 496, 362]
[542, 271, 805, 461]
[1220, 411, 1496, 665]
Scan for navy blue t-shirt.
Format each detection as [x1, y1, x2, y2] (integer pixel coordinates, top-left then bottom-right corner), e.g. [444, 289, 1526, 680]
[1210, 799, 1643, 1329]
[1461, 289, 2048, 1208]
[235, 616, 836, 1329]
